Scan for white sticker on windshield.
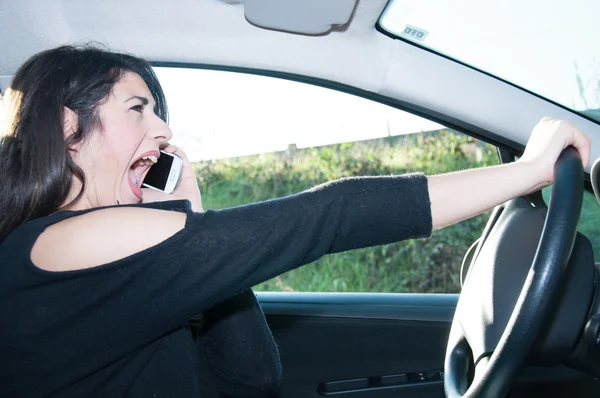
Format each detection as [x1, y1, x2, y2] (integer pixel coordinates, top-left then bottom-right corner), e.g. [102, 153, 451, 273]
[401, 24, 429, 41]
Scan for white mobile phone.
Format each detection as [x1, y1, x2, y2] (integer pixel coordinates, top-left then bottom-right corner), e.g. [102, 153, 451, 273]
[142, 150, 184, 194]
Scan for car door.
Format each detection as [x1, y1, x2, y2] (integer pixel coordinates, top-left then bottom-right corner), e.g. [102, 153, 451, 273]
[260, 292, 454, 397]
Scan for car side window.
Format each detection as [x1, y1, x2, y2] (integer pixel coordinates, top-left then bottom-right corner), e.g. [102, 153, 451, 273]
[156, 67, 500, 293]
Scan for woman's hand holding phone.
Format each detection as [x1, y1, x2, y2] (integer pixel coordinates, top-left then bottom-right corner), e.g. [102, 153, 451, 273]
[141, 145, 203, 212]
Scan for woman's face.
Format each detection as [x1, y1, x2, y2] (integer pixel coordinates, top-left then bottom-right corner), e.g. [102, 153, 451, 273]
[71, 72, 172, 208]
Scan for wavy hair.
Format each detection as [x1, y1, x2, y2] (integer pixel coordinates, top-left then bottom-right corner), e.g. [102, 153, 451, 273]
[0, 45, 168, 242]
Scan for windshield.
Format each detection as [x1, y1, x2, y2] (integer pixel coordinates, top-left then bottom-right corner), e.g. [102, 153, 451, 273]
[379, 0, 600, 123]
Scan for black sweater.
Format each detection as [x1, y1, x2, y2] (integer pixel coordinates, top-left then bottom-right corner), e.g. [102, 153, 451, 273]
[0, 175, 432, 397]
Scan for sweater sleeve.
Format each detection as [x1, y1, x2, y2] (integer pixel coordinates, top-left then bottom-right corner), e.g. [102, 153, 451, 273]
[179, 174, 430, 303]
[18, 174, 431, 368]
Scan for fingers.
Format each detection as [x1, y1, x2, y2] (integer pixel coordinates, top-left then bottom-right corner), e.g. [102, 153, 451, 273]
[539, 117, 592, 168]
[160, 143, 179, 155]
[557, 120, 592, 168]
[571, 128, 592, 168]
[161, 144, 192, 164]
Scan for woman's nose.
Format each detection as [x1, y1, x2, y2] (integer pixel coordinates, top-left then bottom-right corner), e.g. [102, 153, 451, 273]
[149, 117, 173, 143]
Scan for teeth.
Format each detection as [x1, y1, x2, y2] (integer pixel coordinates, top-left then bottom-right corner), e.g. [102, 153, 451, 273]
[142, 155, 158, 164]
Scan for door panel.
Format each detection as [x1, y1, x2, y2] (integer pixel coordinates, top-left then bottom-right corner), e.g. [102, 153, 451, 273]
[258, 293, 455, 398]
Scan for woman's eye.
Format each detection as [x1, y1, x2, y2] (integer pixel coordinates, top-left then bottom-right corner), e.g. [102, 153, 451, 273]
[130, 104, 144, 113]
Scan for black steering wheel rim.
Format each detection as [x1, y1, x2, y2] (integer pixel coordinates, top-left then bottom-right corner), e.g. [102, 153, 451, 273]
[444, 147, 584, 397]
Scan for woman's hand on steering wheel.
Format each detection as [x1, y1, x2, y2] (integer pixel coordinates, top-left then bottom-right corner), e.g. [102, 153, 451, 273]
[518, 117, 591, 191]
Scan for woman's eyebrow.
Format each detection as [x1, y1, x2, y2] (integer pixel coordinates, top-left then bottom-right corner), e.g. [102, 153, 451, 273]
[124, 95, 149, 105]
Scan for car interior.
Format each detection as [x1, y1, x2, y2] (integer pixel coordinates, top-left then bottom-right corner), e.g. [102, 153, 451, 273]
[2, 0, 600, 397]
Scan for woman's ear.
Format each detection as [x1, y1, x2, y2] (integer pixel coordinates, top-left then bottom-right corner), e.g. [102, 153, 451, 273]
[62, 107, 78, 139]
[63, 107, 83, 152]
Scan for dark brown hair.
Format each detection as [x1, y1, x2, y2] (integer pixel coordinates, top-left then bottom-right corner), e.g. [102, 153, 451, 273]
[0, 44, 168, 242]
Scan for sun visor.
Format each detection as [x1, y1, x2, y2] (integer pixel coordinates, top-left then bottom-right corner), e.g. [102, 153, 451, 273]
[244, 0, 357, 35]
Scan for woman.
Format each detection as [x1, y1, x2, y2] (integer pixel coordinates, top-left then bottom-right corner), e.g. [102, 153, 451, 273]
[0, 45, 591, 397]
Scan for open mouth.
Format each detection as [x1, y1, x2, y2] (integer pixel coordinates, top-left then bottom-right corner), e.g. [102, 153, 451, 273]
[127, 151, 159, 199]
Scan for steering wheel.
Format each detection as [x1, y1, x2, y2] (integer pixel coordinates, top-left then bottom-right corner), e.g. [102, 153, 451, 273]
[444, 147, 584, 397]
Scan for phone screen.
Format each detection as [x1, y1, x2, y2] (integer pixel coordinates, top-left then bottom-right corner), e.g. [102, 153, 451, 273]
[143, 154, 175, 190]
